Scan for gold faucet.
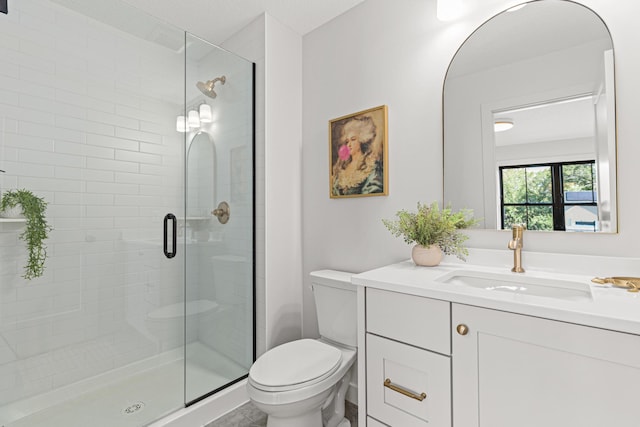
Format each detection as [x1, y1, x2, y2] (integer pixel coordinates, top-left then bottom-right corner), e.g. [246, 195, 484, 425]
[507, 224, 525, 273]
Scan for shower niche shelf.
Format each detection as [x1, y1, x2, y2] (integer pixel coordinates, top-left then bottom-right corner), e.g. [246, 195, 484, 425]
[0, 217, 26, 231]
[0, 218, 26, 223]
[181, 217, 211, 228]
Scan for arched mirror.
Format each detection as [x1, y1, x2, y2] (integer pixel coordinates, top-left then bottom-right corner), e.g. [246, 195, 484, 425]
[443, 0, 616, 233]
[187, 132, 216, 219]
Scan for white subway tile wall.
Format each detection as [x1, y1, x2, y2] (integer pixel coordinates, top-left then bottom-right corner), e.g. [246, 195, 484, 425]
[0, 0, 260, 411]
[0, 0, 184, 404]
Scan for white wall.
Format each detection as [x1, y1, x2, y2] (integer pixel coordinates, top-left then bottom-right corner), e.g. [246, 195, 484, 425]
[301, 0, 640, 337]
[263, 15, 303, 350]
[222, 14, 304, 354]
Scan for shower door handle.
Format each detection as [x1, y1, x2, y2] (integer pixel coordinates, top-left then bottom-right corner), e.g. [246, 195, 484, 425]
[163, 213, 177, 259]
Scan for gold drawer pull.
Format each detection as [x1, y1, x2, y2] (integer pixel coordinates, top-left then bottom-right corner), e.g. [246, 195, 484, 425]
[384, 378, 427, 401]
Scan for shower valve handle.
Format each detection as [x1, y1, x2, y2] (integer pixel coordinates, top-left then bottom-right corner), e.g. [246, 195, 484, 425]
[212, 201, 230, 224]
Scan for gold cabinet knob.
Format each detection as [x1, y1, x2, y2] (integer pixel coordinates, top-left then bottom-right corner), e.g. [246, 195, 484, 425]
[456, 324, 469, 336]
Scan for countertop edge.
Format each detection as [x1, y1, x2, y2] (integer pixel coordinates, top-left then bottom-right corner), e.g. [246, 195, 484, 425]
[352, 261, 640, 336]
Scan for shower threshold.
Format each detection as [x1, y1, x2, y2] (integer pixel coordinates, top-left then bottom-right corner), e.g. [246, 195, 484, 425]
[1, 343, 245, 427]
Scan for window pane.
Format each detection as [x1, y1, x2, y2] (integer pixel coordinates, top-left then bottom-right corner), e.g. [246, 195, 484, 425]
[502, 168, 526, 203]
[526, 166, 552, 203]
[565, 205, 598, 232]
[527, 205, 553, 230]
[563, 163, 596, 202]
[503, 206, 526, 229]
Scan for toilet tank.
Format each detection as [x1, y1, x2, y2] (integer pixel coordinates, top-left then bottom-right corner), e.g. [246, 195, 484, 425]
[310, 270, 357, 347]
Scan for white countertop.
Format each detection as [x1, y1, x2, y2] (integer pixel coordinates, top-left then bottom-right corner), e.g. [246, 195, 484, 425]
[352, 252, 640, 335]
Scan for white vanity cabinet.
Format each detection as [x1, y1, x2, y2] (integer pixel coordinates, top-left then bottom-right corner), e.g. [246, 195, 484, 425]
[364, 288, 451, 427]
[452, 303, 640, 427]
[354, 254, 640, 427]
[359, 288, 640, 427]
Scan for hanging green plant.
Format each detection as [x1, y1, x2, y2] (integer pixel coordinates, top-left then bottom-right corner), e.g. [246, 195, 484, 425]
[0, 189, 53, 279]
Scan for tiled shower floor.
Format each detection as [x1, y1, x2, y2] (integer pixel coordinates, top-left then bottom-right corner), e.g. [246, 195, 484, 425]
[1, 343, 246, 427]
[6, 359, 185, 427]
[205, 401, 359, 427]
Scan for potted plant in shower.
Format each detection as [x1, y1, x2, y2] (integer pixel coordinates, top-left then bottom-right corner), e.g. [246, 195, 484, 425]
[382, 201, 478, 266]
[0, 189, 52, 279]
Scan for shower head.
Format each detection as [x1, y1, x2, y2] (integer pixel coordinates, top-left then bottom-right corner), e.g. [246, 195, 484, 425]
[196, 76, 226, 99]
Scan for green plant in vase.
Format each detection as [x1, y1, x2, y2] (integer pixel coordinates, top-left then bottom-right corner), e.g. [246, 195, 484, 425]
[0, 189, 53, 279]
[382, 201, 478, 266]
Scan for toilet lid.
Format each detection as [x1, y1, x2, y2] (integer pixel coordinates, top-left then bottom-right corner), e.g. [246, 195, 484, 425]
[249, 339, 342, 389]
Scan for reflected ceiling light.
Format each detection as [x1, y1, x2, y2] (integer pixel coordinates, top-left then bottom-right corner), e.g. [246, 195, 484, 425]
[494, 118, 514, 132]
[176, 115, 187, 133]
[437, 0, 467, 21]
[199, 104, 212, 123]
[187, 110, 200, 128]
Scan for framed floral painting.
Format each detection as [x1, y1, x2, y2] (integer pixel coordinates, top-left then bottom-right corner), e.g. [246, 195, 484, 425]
[328, 105, 388, 198]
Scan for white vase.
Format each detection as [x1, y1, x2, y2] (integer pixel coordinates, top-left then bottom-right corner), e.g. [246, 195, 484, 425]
[0, 205, 24, 218]
[411, 244, 443, 267]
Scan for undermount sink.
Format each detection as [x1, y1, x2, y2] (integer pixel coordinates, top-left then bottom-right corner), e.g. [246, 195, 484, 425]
[436, 269, 592, 300]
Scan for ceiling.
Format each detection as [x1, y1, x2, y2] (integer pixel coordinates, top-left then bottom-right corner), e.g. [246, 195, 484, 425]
[120, 0, 367, 45]
[50, 0, 367, 105]
[494, 96, 596, 147]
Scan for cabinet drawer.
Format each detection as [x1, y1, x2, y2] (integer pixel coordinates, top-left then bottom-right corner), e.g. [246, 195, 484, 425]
[366, 288, 450, 354]
[366, 333, 451, 427]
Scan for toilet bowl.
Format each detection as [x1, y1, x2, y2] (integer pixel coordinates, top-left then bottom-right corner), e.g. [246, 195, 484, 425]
[247, 270, 357, 427]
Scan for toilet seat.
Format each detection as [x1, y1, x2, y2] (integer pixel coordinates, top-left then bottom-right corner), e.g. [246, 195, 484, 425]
[249, 339, 342, 392]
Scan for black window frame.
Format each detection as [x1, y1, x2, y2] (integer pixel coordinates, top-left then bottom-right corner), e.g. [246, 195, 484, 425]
[499, 160, 597, 232]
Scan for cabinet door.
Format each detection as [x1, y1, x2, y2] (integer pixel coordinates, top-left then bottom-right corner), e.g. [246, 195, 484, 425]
[367, 416, 389, 426]
[452, 304, 640, 427]
[367, 333, 451, 427]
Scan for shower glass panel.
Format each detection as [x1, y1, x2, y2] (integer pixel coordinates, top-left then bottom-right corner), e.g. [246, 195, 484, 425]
[0, 0, 253, 425]
[0, 0, 186, 424]
[184, 34, 254, 404]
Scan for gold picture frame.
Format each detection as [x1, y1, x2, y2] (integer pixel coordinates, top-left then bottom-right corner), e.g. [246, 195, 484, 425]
[329, 105, 388, 198]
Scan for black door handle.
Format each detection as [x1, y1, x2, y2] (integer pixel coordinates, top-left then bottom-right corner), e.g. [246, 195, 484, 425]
[163, 213, 177, 258]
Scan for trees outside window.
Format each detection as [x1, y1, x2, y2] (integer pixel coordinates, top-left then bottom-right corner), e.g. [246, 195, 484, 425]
[500, 161, 597, 232]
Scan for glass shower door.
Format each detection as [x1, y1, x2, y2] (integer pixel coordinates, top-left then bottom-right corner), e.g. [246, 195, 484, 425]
[183, 33, 254, 404]
[0, 0, 187, 425]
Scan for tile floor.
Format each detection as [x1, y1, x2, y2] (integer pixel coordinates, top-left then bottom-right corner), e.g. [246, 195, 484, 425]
[1, 343, 244, 427]
[205, 401, 358, 427]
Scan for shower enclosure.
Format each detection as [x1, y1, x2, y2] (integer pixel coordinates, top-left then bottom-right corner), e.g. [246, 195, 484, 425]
[0, 0, 254, 426]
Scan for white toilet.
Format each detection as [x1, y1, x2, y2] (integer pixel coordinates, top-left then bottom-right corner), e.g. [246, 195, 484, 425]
[247, 270, 357, 427]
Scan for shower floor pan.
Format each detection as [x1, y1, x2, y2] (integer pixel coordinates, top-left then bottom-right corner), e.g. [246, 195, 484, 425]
[1, 343, 245, 427]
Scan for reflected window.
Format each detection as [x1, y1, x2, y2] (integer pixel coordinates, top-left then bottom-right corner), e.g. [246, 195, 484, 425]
[500, 161, 597, 231]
